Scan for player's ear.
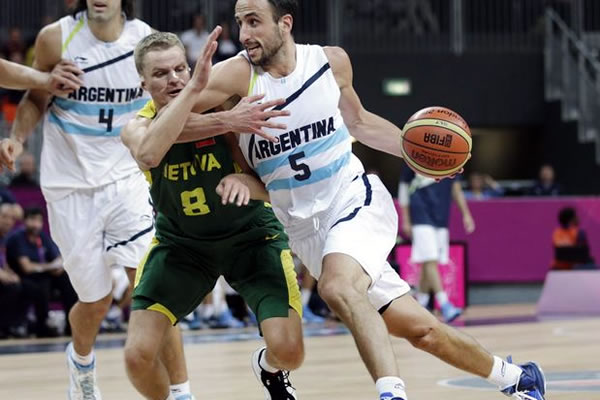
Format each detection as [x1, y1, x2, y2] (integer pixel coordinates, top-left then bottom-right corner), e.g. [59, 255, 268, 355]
[140, 76, 147, 91]
[279, 14, 293, 34]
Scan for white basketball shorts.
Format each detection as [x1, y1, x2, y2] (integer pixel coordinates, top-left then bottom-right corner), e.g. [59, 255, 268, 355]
[47, 172, 154, 303]
[410, 225, 449, 265]
[287, 174, 410, 310]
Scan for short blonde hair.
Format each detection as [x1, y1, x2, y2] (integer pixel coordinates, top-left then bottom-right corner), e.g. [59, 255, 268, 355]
[134, 32, 185, 75]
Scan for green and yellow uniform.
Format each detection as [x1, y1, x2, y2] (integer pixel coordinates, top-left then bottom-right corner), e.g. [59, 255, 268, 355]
[132, 101, 302, 324]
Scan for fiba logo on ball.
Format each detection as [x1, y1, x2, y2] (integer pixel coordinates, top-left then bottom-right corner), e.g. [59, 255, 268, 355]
[401, 106, 472, 178]
[423, 132, 453, 148]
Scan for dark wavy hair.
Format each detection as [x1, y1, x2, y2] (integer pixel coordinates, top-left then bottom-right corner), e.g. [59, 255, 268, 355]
[266, 0, 298, 22]
[71, 0, 136, 20]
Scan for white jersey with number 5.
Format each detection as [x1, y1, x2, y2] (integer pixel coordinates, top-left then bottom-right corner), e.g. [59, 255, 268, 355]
[238, 44, 365, 226]
[41, 11, 151, 202]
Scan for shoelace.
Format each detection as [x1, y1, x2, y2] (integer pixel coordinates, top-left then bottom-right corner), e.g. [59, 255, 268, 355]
[77, 368, 96, 399]
[511, 390, 538, 400]
[267, 370, 295, 399]
[281, 370, 295, 390]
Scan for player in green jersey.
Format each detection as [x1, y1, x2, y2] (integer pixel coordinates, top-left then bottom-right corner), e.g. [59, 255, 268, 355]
[121, 27, 304, 400]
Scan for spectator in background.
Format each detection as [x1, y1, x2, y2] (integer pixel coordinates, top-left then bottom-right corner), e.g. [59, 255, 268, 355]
[0, 185, 24, 223]
[2, 27, 26, 59]
[464, 172, 504, 200]
[1, 52, 28, 124]
[530, 164, 561, 196]
[9, 152, 39, 188]
[214, 21, 241, 63]
[398, 167, 475, 323]
[552, 207, 596, 270]
[6, 207, 77, 337]
[180, 13, 209, 67]
[0, 203, 37, 338]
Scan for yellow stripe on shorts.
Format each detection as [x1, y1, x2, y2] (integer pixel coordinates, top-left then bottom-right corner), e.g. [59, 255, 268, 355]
[148, 303, 177, 325]
[281, 249, 303, 318]
[134, 237, 159, 288]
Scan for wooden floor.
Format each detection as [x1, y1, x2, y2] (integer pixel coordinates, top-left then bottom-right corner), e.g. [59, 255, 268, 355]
[1, 304, 599, 399]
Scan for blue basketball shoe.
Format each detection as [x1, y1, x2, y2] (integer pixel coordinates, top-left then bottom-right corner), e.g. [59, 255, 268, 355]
[501, 356, 546, 400]
[380, 394, 405, 400]
[440, 302, 462, 323]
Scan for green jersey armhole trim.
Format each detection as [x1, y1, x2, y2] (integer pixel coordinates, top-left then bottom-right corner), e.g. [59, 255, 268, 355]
[248, 69, 258, 96]
[62, 17, 85, 54]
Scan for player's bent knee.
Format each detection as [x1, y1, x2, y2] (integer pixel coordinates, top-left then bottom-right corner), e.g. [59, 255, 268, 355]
[69, 295, 112, 323]
[317, 279, 361, 309]
[407, 322, 445, 353]
[124, 343, 157, 375]
[273, 345, 304, 370]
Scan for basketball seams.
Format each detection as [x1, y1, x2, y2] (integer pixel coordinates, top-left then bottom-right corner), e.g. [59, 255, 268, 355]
[402, 136, 470, 155]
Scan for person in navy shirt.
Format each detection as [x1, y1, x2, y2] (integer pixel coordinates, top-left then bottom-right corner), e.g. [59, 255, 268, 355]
[398, 166, 475, 322]
[6, 207, 77, 337]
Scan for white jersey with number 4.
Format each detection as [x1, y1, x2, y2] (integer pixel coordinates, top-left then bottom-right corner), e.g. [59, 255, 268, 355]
[41, 11, 151, 202]
[238, 44, 365, 227]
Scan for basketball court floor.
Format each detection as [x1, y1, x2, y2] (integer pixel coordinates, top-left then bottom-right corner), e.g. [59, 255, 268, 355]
[1, 304, 598, 399]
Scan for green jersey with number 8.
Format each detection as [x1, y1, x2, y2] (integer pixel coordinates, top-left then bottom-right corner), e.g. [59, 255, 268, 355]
[139, 101, 266, 244]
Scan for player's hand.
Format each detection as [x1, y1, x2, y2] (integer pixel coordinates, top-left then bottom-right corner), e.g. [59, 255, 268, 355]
[216, 174, 251, 207]
[46, 60, 84, 96]
[189, 25, 222, 93]
[434, 153, 471, 182]
[226, 94, 290, 142]
[0, 138, 24, 172]
[463, 214, 475, 234]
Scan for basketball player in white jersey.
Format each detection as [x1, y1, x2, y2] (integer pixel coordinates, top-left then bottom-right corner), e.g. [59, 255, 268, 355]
[175, 1, 548, 399]
[0, 58, 82, 95]
[0, 1, 292, 400]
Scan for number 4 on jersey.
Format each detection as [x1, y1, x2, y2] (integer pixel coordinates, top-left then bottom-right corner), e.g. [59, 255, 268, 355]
[99, 108, 114, 132]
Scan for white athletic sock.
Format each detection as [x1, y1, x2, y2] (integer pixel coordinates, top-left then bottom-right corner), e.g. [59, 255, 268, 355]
[375, 376, 407, 399]
[487, 356, 523, 390]
[71, 346, 94, 366]
[435, 291, 449, 307]
[415, 292, 430, 308]
[301, 288, 311, 306]
[170, 380, 191, 396]
[259, 349, 279, 373]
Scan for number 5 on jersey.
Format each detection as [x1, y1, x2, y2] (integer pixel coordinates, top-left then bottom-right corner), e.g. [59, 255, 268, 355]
[288, 152, 311, 181]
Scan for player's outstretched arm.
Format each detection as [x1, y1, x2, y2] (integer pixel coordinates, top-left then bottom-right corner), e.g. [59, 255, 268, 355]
[325, 46, 403, 158]
[0, 58, 82, 94]
[184, 57, 289, 142]
[177, 94, 288, 143]
[0, 23, 63, 172]
[122, 26, 221, 169]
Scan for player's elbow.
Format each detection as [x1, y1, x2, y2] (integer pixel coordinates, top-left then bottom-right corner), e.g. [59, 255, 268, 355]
[345, 110, 369, 140]
[131, 142, 161, 169]
[136, 150, 161, 169]
[23, 89, 49, 113]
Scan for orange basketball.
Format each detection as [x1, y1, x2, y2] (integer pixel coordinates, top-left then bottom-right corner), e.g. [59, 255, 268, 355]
[400, 106, 472, 178]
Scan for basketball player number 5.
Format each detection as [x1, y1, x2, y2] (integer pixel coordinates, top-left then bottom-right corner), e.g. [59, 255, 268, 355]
[288, 152, 311, 181]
